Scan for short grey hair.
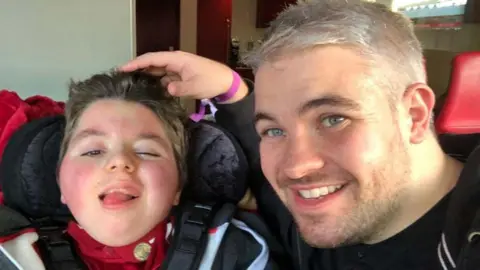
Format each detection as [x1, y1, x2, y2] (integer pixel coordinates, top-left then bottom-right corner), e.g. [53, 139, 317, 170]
[243, 0, 426, 100]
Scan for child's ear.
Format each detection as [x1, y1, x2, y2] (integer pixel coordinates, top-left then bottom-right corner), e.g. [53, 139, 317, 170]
[60, 194, 66, 204]
[173, 190, 182, 206]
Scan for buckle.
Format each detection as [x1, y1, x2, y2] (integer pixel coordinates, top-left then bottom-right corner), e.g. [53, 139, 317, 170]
[186, 204, 213, 226]
[38, 226, 68, 246]
[175, 204, 214, 255]
[37, 226, 78, 264]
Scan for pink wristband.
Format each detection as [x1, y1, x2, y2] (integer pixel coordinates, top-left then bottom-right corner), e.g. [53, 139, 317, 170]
[214, 71, 241, 102]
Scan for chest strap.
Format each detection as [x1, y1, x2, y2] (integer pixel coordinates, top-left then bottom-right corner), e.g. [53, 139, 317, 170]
[36, 224, 86, 270]
[161, 201, 232, 270]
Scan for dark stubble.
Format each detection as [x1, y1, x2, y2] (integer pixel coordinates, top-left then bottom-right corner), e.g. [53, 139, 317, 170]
[289, 131, 412, 248]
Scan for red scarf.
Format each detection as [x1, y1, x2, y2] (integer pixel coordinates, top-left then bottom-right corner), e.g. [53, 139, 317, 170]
[67, 221, 168, 270]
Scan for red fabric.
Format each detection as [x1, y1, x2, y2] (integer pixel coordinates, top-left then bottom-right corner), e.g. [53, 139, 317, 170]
[0, 222, 168, 269]
[435, 52, 480, 134]
[67, 222, 168, 270]
[0, 90, 64, 164]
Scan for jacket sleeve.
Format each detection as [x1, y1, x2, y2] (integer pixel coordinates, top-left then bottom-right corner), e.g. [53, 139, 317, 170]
[214, 82, 298, 256]
[211, 213, 293, 270]
[0, 229, 45, 270]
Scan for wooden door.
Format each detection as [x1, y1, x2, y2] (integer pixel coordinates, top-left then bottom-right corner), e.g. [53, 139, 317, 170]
[136, 0, 180, 56]
[196, 0, 232, 63]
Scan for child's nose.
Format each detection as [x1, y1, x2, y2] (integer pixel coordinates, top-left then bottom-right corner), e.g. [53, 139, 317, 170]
[105, 153, 136, 173]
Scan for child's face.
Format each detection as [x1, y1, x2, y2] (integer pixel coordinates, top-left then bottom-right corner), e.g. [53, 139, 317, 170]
[59, 99, 181, 247]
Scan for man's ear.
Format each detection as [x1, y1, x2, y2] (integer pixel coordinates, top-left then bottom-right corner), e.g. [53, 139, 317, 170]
[60, 194, 66, 204]
[402, 82, 436, 144]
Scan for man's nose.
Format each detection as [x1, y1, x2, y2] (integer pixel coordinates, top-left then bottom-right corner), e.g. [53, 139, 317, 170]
[282, 134, 325, 180]
[105, 151, 136, 173]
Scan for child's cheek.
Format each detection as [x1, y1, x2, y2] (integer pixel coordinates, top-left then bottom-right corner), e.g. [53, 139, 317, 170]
[59, 158, 97, 209]
[140, 161, 180, 208]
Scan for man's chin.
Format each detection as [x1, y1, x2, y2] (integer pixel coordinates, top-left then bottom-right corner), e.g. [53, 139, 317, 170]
[299, 231, 345, 248]
[294, 217, 356, 248]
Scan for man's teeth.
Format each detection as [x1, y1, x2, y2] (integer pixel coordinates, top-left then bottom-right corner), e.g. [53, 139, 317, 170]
[298, 185, 342, 199]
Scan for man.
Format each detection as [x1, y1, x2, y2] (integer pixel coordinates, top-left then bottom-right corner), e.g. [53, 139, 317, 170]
[121, 1, 479, 269]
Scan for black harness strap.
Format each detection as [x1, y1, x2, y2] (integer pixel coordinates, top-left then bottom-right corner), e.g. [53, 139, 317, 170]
[161, 201, 220, 270]
[36, 225, 86, 270]
[0, 206, 85, 269]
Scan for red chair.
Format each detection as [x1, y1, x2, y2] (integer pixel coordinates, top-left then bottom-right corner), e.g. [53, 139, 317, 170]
[436, 52, 480, 134]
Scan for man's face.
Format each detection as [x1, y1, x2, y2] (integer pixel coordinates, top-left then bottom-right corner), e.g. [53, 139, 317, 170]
[254, 46, 413, 248]
[59, 99, 180, 247]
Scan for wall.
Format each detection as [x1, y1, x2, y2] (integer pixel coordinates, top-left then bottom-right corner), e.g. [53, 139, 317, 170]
[180, 0, 265, 58]
[0, 0, 135, 101]
[417, 24, 480, 52]
[180, 0, 197, 54]
[417, 24, 480, 96]
[179, 0, 197, 114]
[231, 0, 265, 57]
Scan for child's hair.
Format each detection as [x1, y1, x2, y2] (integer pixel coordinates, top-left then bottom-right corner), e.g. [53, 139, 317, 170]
[59, 71, 188, 186]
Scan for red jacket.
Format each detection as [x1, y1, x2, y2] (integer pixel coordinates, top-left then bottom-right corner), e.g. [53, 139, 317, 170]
[0, 221, 169, 270]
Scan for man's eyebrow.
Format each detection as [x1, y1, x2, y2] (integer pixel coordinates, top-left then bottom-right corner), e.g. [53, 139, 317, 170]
[298, 95, 361, 115]
[254, 95, 360, 126]
[254, 112, 276, 126]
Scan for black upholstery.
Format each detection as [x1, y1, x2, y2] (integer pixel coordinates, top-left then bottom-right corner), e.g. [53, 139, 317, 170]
[0, 116, 69, 219]
[439, 133, 480, 162]
[185, 120, 248, 204]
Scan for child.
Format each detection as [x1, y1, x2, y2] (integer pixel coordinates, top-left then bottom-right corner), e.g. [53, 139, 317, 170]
[0, 71, 283, 270]
[57, 71, 187, 269]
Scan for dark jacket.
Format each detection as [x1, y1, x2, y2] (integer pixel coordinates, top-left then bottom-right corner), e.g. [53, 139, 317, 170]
[215, 91, 480, 270]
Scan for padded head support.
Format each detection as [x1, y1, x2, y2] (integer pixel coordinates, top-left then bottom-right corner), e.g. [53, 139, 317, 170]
[0, 116, 248, 220]
[0, 116, 69, 219]
[435, 52, 480, 134]
[185, 120, 248, 204]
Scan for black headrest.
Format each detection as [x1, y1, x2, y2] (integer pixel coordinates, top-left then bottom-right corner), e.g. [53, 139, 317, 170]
[0, 116, 69, 219]
[0, 116, 249, 220]
[185, 120, 248, 204]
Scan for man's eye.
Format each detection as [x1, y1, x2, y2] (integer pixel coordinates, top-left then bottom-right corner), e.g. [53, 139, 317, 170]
[320, 115, 346, 128]
[81, 150, 103, 157]
[263, 128, 285, 137]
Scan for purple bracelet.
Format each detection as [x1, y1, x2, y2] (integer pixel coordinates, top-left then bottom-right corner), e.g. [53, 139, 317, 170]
[190, 71, 241, 122]
[214, 71, 241, 102]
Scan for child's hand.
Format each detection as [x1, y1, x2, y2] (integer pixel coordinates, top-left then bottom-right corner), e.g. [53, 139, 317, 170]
[120, 51, 248, 103]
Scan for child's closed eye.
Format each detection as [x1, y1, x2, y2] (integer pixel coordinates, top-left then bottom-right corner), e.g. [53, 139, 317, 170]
[136, 152, 160, 158]
[81, 150, 104, 157]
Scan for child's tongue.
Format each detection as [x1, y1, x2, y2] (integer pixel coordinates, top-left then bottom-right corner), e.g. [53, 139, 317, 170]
[102, 192, 133, 205]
